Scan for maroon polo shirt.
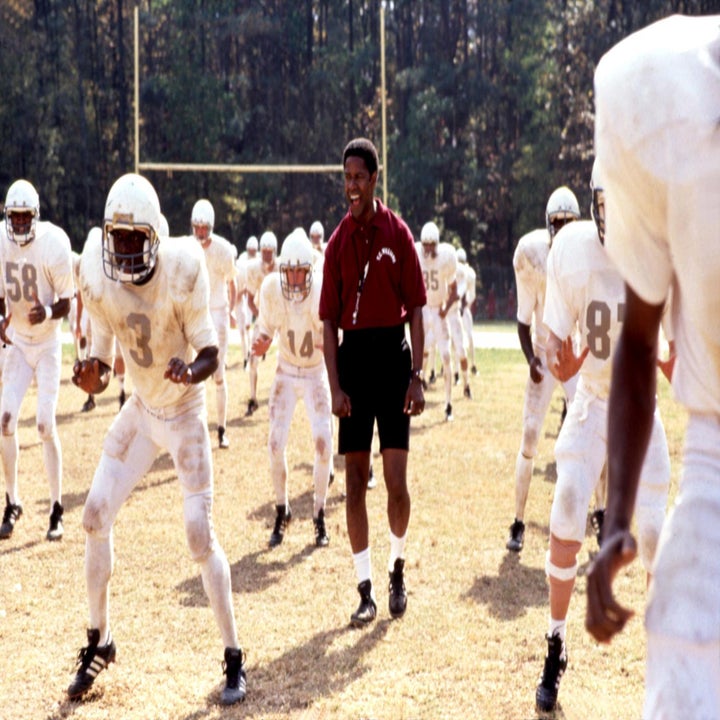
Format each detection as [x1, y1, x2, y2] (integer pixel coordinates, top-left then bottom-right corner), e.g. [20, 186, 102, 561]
[320, 199, 426, 330]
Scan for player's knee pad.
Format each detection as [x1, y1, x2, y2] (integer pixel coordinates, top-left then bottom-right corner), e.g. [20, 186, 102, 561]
[636, 506, 665, 571]
[520, 420, 541, 458]
[1, 410, 17, 436]
[549, 482, 588, 543]
[184, 490, 215, 562]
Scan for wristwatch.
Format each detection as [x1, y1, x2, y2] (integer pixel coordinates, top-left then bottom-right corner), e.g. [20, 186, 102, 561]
[410, 368, 424, 383]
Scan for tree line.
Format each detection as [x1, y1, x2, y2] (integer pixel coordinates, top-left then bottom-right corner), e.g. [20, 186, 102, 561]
[0, 0, 716, 314]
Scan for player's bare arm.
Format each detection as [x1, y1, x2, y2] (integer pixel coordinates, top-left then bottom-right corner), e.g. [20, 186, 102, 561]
[28, 293, 71, 326]
[517, 321, 543, 384]
[440, 281, 459, 319]
[404, 305, 426, 416]
[72, 357, 112, 394]
[0, 298, 12, 345]
[251, 332, 272, 357]
[547, 332, 589, 382]
[164, 345, 219, 385]
[322, 319, 351, 418]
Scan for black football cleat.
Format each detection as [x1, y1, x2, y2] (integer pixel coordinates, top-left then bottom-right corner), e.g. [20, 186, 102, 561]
[246, 398, 259, 416]
[67, 629, 116, 700]
[269, 504, 292, 547]
[81, 395, 96, 412]
[220, 647, 246, 705]
[590, 509, 605, 548]
[46, 501, 64, 541]
[350, 579, 377, 627]
[218, 426, 230, 449]
[506, 519, 525, 552]
[388, 558, 407, 619]
[536, 633, 567, 713]
[445, 403, 453, 422]
[313, 509, 329, 547]
[0, 494, 22, 539]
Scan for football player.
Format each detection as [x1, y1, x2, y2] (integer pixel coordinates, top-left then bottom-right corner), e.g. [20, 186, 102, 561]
[505, 186, 582, 553]
[0, 179, 73, 542]
[190, 198, 237, 448]
[417, 221, 463, 421]
[244, 230, 278, 415]
[234, 236, 258, 368]
[587, 15, 720, 719]
[447, 246, 473, 397]
[534, 163, 670, 713]
[68, 173, 246, 705]
[455, 248, 478, 376]
[252, 228, 332, 548]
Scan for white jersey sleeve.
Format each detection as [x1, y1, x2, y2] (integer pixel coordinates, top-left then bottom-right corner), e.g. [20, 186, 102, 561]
[257, 271, 324, 369]
[596, 14, 720, 414]
[465, 265, 477, 305]
[80, 233, 217, 411]
[0, 220, 73, 343]
[513, 228, 550, 349]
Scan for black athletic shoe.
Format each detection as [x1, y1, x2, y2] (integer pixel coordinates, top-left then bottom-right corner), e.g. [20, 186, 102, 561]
[429, 369, 436, 384]
[218, 426, 230, 449]
[220, 647, 246, 705]
[445, 403, 453, 422]
[471, 365, 478, 375]
[535, 633, 567, 713]
[328, 470, 335, 486]
[81, 395, 96, 412]
[246, 398, 259, 416]
[506, 519, 525, 552]
[0, 494, 22, 539]
[591, 509, 605, 548]
[463, 384, 472, 399]
[313, 509, 329, 547]
[46, 501, 64, 541]
[367, 464, 377, 489]
[350, 579, 377, 627]
[388, 558, 407, 619]
[118, 390, 126, 409]
[453, 371, 459, 386]
[268, 504, 292, 547]
[67, 629, 116, 700]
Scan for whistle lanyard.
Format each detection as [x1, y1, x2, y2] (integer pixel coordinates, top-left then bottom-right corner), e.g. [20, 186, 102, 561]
[351, 230, 375, 326]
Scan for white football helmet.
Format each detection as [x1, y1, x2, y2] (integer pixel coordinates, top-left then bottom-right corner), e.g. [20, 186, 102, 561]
[159, 213, 170, 237]
[456, 247, 467, 264]
[102, 173, 162, 284]
[545, 186, 580, 239]
[420, 221, 440, 258]
[260, 230, 278, 268]
[279, 229, 314, 302]
[309, 220, 324, 249]
[4, 179, 40, 246]
[191, 198, 214, 242]
[590, 160, 605, 245]
[246, 235, 258, 255]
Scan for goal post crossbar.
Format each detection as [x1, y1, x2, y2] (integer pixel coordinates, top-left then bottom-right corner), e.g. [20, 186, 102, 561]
[137, 162, 343, 174]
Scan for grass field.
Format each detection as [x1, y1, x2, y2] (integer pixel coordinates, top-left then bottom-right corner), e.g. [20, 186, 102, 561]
[0, 329, 685, 720]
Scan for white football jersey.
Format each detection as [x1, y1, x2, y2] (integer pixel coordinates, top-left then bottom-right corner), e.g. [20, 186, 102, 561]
[256, 271, 323, 369]
[419, 242, 457, 308]
[195, 234, 236, 311]
[455, 262, 468, 299]
[464, 264, 477, 305]
[513, 228, 550, 353]
[543, 220, 624, 397]
[245, 256, 276, 300]
[0, 219, 73, 344]
[79, 233, 217, 410]
[596, 14, 720, 415]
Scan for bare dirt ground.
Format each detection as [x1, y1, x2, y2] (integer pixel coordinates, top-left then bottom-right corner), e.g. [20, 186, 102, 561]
[0, 336, 684, 720]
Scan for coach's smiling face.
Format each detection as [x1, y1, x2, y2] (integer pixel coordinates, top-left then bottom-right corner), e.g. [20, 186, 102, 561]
[344, 156, 377, 224]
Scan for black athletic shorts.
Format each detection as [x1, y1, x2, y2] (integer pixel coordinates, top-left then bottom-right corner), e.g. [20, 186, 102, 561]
[337, 324, 412, 454]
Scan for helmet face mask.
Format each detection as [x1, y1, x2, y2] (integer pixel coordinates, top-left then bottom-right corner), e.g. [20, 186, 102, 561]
[191, 199, 214, 244]
[102, 174, 161, 284]
[279, 230, 313, 302]
[5, 179, 40, 246]
[309, 220, 324, 249]
[590, 162, 606, 245]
